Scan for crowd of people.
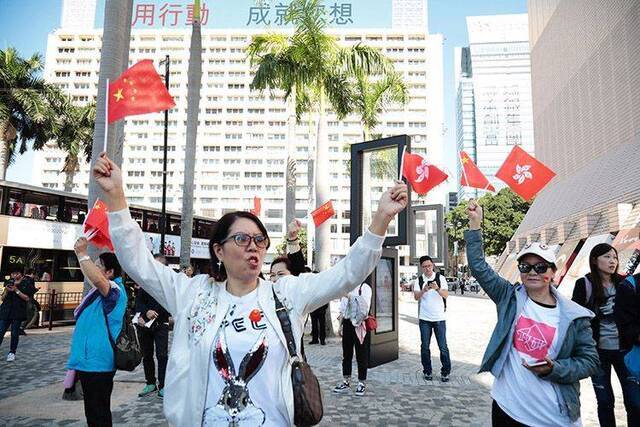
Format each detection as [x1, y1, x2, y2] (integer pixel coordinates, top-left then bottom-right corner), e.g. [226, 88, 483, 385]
[1, 152, 639, 427]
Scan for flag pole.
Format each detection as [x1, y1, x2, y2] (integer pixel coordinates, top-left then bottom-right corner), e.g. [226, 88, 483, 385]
[103, 79, 109, 153]
[398, 145, 407, 182]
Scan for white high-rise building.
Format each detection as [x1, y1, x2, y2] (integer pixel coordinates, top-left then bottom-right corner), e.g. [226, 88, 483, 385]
[455, 14, 534, 198]
[36, 0, 445, 262]
[454, 46, 476, 201]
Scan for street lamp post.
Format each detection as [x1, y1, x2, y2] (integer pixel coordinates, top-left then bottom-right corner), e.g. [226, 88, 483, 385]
[159, 55, 170, 255]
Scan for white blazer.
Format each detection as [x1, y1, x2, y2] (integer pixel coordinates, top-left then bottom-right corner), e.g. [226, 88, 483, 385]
[108, 208, 384, 426]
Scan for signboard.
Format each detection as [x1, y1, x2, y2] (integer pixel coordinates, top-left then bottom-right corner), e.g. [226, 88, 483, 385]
[96, 0, 392, 29]
[4, 216, 210, 259]
[611, 228, 640, 275]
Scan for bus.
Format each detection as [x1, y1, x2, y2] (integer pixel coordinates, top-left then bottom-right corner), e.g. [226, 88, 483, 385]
[0, 180, 216, 325]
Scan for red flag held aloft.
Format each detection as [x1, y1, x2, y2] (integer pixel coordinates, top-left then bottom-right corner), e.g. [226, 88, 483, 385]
[250, 196, 262, 217]
[311, 201, 335, 227]
[401, 151, 448, 195]
[459, 150, 495, 192]
[83, 199, 114, 251]
[495, 146, 556, 201]
[108, 60, 175, 124]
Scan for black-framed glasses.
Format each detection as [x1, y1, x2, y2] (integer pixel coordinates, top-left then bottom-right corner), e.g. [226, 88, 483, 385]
[518, 262, 551, 274]
[221, 232, 270, 249]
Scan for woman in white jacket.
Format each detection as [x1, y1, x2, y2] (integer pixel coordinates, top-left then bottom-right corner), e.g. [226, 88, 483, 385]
[92, 153, 407, 426]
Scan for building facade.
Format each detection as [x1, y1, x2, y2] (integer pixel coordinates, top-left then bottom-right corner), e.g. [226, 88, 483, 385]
[495, 0, 640, 292]
[455, 14, 534, 199]
[36, 0, 445, 263]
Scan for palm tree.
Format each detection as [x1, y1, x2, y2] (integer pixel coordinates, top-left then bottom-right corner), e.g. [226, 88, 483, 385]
[52, 97, 96, 192]
[0, 48, 59, 180]
[180, 0, 202, 267]
[249, 0, 390, 271]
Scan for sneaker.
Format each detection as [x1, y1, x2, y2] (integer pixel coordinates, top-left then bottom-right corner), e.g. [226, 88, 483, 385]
[354, 382, 366, 396]
[138, 384, 158, 397]
[332, 380, 351, 394]
[308, 340, 319, 345]
[6, 353, 15, 362]
[158, 388, 164, 398]
[441, 374, 450, 383]
[423, 373, 432, 381]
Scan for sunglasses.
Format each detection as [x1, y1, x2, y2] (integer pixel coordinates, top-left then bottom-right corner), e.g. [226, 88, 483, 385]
[221, 232, 270, 249]
[518, 262, 551, 274]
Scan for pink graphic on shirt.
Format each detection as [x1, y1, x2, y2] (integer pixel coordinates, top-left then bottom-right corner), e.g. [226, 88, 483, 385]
[513, 316, 556, 361]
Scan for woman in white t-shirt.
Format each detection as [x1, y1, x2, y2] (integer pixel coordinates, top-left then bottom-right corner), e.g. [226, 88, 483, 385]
[465, 200, 598, 427]
[91, 152, 408, 426]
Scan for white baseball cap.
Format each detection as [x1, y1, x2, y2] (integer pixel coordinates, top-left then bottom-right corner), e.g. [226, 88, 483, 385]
[516, 242, 556, 264]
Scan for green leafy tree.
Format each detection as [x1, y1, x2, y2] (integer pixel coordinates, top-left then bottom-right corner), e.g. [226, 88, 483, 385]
[0, 48, 59, 179]
[446, 188, 531, 257]
[248, 0, 390, 272]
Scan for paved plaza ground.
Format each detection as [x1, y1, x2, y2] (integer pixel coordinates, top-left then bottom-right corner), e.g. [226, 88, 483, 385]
[0, 294, 627, 426]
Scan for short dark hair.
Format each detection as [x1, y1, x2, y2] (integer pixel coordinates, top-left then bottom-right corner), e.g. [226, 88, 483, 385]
[419, 255, 433, 265]
[9, 265, 24, 274]
[99, 253, 122, 279]
[153, 253, 168, 266]
[209, 211, 270, 282]
[270, 256, 292, 273]
[24, 267, 35, 276]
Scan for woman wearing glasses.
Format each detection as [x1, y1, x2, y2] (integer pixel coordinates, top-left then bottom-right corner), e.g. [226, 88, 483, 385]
[465, 200, 598, 427]
[91, 153, 408, 427]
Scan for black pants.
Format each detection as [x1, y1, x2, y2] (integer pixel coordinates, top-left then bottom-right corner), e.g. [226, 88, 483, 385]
[341, 320, 370, 381]
[0, 318, 21, 353]
[310, 305, 328, 343]
[78, 370, 116, 427]
[492, 400, 528, 427]
[138, 323, 169, 389]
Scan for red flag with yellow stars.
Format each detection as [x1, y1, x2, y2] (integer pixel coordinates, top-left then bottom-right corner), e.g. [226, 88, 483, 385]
[311, 200, 335, 227]
[107, 60, 175, 124]
[83, 199, 114, 251]
[459, 150, 495, 192]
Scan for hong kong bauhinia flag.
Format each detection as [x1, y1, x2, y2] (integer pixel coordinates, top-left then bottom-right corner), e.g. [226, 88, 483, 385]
[402, 151, 448, 195]
[495, 146, 556, 201]
[311, 201, 335, 227]
[108, 60, 175, 123]
[83, 199, 114, 251]
[459, 151, 495, 192]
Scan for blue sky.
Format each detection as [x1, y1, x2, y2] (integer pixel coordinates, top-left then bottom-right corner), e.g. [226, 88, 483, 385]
[0, 0, 527, 187]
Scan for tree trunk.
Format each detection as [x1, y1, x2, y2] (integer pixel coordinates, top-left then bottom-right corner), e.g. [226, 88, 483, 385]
[314, 89, 330, 272]
[0, 139, 10, 181]
[63, 156, 79, 192]
[285, 87, 297, 229]
[361, 128, 373, 229]
[180, 16, 202, 267]
[85, 0, 133, 294]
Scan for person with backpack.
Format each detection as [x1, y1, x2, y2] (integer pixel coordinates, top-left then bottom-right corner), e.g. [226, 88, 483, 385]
[413, 255, 450, 382]
[135, 253, 171, 399]
[67, 237, 127, 427]
[0, 265, 37, 361]
[466, 200, 598, 426]
[333, 281, 372, 396]
[571, 243, 640, 426]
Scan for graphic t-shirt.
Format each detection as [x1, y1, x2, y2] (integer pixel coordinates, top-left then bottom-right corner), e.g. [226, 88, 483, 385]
[203, 288, 288, 426]
[598, 286, 619, 350]
[492, 298, 581, 427]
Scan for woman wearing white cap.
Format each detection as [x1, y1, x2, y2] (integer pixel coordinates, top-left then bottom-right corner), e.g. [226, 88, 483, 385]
[465, 200, 598, 427]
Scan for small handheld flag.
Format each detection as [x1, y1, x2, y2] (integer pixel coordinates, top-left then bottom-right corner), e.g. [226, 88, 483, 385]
[495, 146, 556, 201]
[311, 201, 335, 227]
[401, 151, 448, 195]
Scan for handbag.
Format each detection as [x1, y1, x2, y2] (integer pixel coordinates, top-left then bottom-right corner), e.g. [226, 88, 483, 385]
[358, 285, 377, 331]
[272, 288, 323, 426]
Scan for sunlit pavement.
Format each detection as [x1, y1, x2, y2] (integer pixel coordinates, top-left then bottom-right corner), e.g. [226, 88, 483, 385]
[0, 295, 625, 426]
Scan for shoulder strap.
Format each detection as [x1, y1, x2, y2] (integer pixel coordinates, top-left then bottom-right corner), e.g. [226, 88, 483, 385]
[418, 275, 424, 290]
[272, 286, 299, 360]
[358, 284, 363, 296]
[627, 274, 637, 289]
[584, 275, 593, 304]
[434, 272, 442, 289]
[101, 304, 117, 351]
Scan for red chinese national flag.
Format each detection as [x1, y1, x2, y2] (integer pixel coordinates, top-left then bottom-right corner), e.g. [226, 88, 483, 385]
[459, 151, 495, 192]
[311, 201, 335, 227]
[495, 146, 556, 201]
[401, 151, 448, 195]
[83, 199, 114, 251]
[107, 60, 175, 124]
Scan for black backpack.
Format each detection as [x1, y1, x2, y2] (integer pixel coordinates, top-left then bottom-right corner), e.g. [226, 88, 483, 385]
[102, 307, 142, 371]
[418, 272, 447, 311]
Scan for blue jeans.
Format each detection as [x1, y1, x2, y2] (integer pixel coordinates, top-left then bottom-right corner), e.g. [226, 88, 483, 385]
[0, 319, 22, 353]
[591, 348, 640, 427]
[419, 319, 451, 376]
